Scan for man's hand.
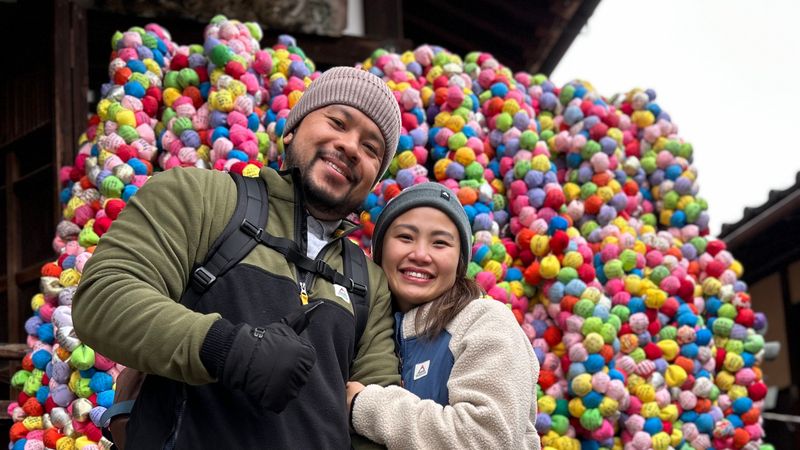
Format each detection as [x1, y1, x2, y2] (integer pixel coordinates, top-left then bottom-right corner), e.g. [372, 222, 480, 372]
[221, 322, 316, 413]
[346, 381, 366, 411]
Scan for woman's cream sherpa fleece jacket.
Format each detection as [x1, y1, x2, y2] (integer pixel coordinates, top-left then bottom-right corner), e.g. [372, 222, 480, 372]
[352, 298, 541, 449]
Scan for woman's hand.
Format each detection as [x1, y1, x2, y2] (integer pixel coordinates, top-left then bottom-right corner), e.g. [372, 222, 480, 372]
[346, 381, 366, 410]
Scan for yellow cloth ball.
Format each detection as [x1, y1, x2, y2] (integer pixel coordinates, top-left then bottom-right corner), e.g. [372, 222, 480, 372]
[640, 401, 661, 418]
[651, 432, 671, 450]
[658, 340, 680, 361]
[445, 115, 466, 132]
[397, 151, 417, 169]
[59, 268, 81, 287]
[531, 154, 551, 172]
[22, 415, 43, 430]
[599, 397, 619, 417]
[568, 397, 587, 417]
[563, 183, 581, 202]
[162, 87, 182, 107]
[632, 110, 655, 128]
[242, 164, 261, 178]
[531, 235, 551, 257]
[660, 404, 679, 422]
[562, 251, 584, 269]
[582, 287, 602, 302]
[502, 99, 520, 115]
[454, 147, 476, 166]
[633, 383, 656, 403]
[484, 260, 504, 282]
[728, 384, 748, 400]
[703, 277, 722, 296]
[288, 90, 304, 109]
[571, 373, 593, 396]
[644, 288, 667, 309]
[715, 371, 736, 391]
[624, 275, 643, 296]
[724, 352, 745, 372]
[539, 255, 560, 279]
[583, 333, 605, 354]
[670, 428, 684, 447]
[538, 395, 557, 414]
[56, 437, 75, 450]
[75, 436, 97, 448]
[31, 293, 46, 311]
[433, 159, 451, 181]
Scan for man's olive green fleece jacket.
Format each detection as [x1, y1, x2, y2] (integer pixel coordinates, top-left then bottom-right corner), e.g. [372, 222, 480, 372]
[73, 166, 399, 447]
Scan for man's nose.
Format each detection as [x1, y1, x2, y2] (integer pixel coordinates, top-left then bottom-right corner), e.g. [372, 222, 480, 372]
[335, 131, 361, 164]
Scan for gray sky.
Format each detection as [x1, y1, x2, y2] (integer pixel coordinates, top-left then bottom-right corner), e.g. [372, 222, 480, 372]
[552, 0, 800, 235]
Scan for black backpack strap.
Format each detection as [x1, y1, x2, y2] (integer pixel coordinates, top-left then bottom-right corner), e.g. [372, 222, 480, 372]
[191, 173, 269, 293]
[239, 222, 368, 298]
[342, 240, 370, 348]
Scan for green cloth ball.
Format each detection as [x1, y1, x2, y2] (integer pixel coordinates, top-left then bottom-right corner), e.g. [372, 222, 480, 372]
[582, 317, 603, 335]
[579, 408, 603, 430]
[71, 344, 96, 371]
[574, 299, 595, 318]
[520, 130, 539, 150]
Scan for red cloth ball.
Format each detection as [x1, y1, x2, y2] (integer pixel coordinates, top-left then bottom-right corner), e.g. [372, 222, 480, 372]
[43, 428, 64, 448]
[543, 326, 562, 347]
[705, 260, 726, 278]
[538, 370, 557, 390]
[543, 189, 565, 211]
[735, 308, 755, 327]
[578, 264, 596, 283]
[225, 60, 246, 79]
[661, 297, 679, 318]
[523, 261, 541, 286]
[643, 342, 663, 360]
[93, 216, 113, 237]
[170, 53, 189, 70]
[705, 240, 726, 256]
[22, 397, 43, 416]
[748, 382, 767, 401]
[142, 95, 159, 117]
[401, 112, 419, 131]
[549, 230, 569, 255]
[105, 198, 126, 221]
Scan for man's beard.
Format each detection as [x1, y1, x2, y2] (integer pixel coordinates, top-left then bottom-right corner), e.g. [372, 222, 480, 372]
[284, 143, 364, 218]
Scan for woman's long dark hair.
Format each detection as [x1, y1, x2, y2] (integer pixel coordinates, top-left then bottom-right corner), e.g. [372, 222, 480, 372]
[415, 257, 484, 340]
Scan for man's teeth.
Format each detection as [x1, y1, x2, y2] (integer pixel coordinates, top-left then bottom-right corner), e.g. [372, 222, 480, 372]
[325, 161, 344, 175]
[405, 271, 431, 280]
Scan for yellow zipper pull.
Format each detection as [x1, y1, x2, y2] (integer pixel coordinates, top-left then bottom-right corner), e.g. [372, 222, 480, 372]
[299, 281, 309, 305]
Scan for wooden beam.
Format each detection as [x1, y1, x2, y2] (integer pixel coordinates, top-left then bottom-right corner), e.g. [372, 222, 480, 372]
[5, 151, 20, 343]
[364, 0, 403, 40]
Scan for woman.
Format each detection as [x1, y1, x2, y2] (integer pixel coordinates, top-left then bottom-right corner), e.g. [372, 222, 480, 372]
[347, 182, 540, 449]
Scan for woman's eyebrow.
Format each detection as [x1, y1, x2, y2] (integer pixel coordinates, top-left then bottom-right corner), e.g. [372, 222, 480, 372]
[393, 223, 455, 240]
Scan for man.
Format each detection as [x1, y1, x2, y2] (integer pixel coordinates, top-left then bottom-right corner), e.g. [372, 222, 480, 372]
[74, 67, 402, 449]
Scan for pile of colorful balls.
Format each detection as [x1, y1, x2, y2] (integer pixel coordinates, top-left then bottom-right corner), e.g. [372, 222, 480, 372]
[9, 16, 774, 450]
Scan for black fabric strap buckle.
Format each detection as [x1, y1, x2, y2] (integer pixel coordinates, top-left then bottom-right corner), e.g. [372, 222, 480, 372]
[240, 219, 263, 241]
[349, 279, 367, 297]
[192, 266, 217, 291]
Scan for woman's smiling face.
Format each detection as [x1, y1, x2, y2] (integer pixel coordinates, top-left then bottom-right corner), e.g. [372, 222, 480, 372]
[380, 207, 460, 312]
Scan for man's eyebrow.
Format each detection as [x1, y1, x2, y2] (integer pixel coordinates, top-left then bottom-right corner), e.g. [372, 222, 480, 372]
[328, 105, 384, 151]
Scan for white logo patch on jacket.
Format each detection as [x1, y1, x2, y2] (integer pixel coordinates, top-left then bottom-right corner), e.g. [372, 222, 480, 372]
[333, 284, 351, 303]
[413, 360, 430, 380]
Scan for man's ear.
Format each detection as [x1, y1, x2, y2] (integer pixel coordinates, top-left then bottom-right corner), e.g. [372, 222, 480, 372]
[282, 131, 294, 146]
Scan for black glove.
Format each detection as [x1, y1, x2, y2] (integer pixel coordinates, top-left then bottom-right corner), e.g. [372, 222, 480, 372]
[201, 303, 324, 413]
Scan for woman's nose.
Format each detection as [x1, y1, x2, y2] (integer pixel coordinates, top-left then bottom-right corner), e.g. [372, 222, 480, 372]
[408, 243, 432, 263]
